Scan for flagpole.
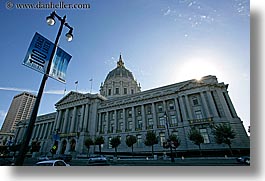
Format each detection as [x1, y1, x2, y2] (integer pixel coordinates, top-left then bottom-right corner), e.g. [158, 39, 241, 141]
[75, 81, 78, 92]
[89, 78, 93, 93]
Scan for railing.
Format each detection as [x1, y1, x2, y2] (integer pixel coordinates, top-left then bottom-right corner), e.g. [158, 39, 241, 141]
[157, 125, 165, 129]
[188, 117, 213, 125]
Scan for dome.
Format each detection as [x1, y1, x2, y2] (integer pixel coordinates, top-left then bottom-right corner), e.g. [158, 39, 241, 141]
[100, 54, 141, 98]
[104, 54, 135, 82]
[105, 66, 134, 81]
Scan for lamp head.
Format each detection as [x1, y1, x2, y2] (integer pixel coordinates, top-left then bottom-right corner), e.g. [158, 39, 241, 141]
[65, 29, 73, 42]
[46, 12, 55, 26]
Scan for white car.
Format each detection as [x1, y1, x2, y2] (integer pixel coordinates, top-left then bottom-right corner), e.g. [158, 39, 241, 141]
[36, 160, 70, 166]
[37, 155, 49, 161]
[87, 155, 109, 165]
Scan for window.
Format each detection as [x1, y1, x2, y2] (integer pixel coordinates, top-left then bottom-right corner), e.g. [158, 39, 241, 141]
[131, 89, 134, 94]
[172, 131, 178, 137]
[169, 102, 175, 110]
[110, 123, 114, 132]
[119, 122, 123, 130]
[137, 120, 142, 129]
[159, 132, 166, 146]
[147, 105, 152, 114]
[195, 110, 203, 119]
[192, 97, 199, 106]
[124, 88, 127, 94]
[128, 121, 132, 130]
[159, 117, 165, 126]
[108, 89, 111, 96]
[148, 118, 153, 128]
[136, 107, 141, 116]
[171, 115, 177, 125]
[115, 88, 119, 94]
[127, 109, 132, 117]
[200, 129, 210, 143]
[137, 135, 142, 146]
[120, 111, 123, 119]
[158, 103, 163, 112]
[108, 137, 112, 148]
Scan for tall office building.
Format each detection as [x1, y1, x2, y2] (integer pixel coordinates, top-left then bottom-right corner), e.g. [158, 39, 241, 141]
[1, 92, 36, 133]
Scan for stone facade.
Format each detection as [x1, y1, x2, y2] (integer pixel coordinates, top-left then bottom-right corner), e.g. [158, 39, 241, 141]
[14, 56, 250, 156]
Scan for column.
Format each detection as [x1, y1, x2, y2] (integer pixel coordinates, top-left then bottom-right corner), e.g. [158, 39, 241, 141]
[200, 92, 210, 118]
[55, 110, 62, 130]
[105, 111, 109, 133]
[83, 104, 89, 132]
[206, 91, 219, 117]
[32, 126, 37, 140]
[98, 112, 102, 133]
[114, 110, 117, 132]
[70, 107, 77, 133]
[62, 109, 69, 133]
[224, 91, 238, 117]
[47, 122, 53, 140]
[178, 96, 187, 121]
[141, 105, 146, 130]
[174, 98, 182, 122]
[39, 124, 45, 139]
[35, 124, 40, 140]
[43, 123, 49, 139]
[79, 105, 85, 132]
[152, 103, 157, 129]
[131, 106, 136, 131]
[122, 109, 126, 132]
[185, 95, 193, 120]
[217, 90, 232, 119]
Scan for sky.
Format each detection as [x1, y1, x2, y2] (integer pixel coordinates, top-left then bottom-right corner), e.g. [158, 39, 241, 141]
[0, 0, 250, 132]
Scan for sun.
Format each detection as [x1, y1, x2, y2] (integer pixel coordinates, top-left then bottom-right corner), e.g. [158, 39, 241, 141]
[175, 57, 221, 82]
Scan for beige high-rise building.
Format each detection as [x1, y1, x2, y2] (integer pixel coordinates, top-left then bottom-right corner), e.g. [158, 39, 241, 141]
[1, 92, 36, 133]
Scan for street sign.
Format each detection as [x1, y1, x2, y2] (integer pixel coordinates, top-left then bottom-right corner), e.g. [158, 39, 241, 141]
[23, 32, 55, 74]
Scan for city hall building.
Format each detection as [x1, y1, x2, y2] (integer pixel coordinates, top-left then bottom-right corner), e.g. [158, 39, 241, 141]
[15, 55, 250, 157]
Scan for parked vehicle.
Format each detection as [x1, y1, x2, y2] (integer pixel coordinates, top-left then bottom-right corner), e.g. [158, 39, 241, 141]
[57, 154, 72, 162]
[236, 156, 250, 165]
[37, 155, 49, 161]
[36, 160, 70, 166]
[87, 155, 109, 165]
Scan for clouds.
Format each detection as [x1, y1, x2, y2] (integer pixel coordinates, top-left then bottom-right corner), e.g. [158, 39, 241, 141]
[0, 86, 65, 95]
[0, 110, 7, 128]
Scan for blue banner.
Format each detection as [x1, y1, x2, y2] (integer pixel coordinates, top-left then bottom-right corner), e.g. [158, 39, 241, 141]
[23, 32, 55, 74]
[49, 47, 72, 83]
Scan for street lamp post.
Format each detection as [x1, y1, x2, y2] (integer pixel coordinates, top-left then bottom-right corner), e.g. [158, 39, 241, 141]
[164, 112, 174, 162]
[15, 11, 73, 166]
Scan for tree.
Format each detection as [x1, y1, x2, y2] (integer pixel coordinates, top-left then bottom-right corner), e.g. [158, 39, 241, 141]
[110, 136, 121, 157]
[94, 136, 104, 154]
[31, 141, 41, 153]
[169, 134, 181, 157]
[212, 123, 236, 156]
[84, 137, 94, 158]
[188, 127, 204, 156]
[144, 131, 158, 156]
[126, 135, 137, 156]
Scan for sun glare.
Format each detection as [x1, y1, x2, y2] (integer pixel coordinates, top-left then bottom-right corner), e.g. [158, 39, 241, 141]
[175, 57, 221, 82]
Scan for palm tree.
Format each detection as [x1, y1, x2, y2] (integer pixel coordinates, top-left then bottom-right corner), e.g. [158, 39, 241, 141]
[144, 131, 158, 156]
[84, 137, 94, 158]
[110, 136, 121, 157]
[188, 127, 204, 156]
[212, 123, 236, 156]
[94, 136, 104, 154]
[126, 135, 137, 156]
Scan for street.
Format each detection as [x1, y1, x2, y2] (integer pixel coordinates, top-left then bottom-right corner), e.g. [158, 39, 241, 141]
[16, 157, 249, 166]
